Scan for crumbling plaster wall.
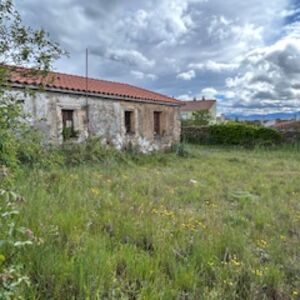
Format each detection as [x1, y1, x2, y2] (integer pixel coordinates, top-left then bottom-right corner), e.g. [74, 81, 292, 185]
[118, 101, 181, 152]
[18, 89, 181, 152]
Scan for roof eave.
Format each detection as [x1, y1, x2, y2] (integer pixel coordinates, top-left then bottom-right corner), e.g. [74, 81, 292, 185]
[10, 83, 182, 107]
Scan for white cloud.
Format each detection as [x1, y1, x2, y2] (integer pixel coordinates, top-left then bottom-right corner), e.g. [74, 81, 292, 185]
[176, 70, 196, 80]
[105, 49, 155, 69]
[207, 15, 264, 49]
[279, 7, 300, 19]
[223, 28, 300, 114]
[178, 87, 220, 101]
[147, 74, 158, 80]
[177, 94, 192, 100]
[17, 0, 298, 115]
[118, 0, 200, 47]
[130, 70, 158, 80]
[130, 70, 145, 79]
[190, 60, 239, 72]
[200, 87, 218, 98]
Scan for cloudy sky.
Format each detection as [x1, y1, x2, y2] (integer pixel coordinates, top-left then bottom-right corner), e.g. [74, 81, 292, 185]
[17, 0, 300, 115]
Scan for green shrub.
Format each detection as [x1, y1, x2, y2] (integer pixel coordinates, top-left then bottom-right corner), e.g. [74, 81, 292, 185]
[0, 98, 23, 170]
[16, 129, 54, 167]
[171, 142, 190, 157]
[60, 138, 128, 166]
[62, 127, 79, 141]
[182, 123, 283, 147]
[0, 129, 18, 170]
[181, 126, 210, 144]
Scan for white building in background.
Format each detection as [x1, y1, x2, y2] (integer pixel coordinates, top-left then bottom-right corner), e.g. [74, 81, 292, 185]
[180, 98, 217, 124]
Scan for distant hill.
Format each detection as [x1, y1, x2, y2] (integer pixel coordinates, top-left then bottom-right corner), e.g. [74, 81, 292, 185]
[226, 112, 300, 121]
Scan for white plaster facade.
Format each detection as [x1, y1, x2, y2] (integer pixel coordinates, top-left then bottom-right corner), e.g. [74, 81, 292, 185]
[180, 102, 217, 124]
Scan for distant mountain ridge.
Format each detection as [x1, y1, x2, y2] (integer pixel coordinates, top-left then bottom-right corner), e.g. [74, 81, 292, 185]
[226, 111, 300, 121]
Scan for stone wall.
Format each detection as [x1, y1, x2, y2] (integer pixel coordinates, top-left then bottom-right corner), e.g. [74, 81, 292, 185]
[272, 122, 300, 144]
[280, 130, 300, 143]
[18, 88, 181, 153]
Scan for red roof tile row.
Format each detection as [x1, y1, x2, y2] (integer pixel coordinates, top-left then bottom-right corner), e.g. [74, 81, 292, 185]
[6, 66, 182, 105]
[181, 100, 216, 112]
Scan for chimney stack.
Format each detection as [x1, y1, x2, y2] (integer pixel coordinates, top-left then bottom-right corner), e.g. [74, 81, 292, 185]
[202, 96, 205, 101]
[193, 97, 197, 101]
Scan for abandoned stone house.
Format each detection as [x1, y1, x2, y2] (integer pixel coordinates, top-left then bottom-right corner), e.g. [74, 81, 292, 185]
[8, 68, 182, 153]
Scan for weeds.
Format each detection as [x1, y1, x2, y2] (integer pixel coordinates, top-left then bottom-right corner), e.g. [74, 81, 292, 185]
[0, 190, 34, 300]
[8, 145, 300, 299]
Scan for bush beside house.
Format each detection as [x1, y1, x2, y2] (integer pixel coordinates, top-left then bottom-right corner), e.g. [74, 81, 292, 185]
[182, 123, 283, 147]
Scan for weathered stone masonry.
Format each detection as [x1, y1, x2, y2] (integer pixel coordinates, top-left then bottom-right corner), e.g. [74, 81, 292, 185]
[18, 88, 181, 153]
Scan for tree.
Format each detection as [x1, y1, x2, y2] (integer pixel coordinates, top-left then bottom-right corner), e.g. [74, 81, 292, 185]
[0, 0, 64, 70]
[0, 4, 64, 296]
[182, 110, 212, 126]
[0, 0, 65, 169]
[192, 109, 211, 125]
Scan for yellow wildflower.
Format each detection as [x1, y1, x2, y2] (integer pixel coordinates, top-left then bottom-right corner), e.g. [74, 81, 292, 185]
[280, 235, 287, 241]
[224, 280, 234, 286]
[90, 188, 100, 196]
[196, 221, 206, 229]
[231, 259, 241, 267]
[229, 255, 241, 267]
[208, 260, 214, 266]
[254, 269, 263, 277]
[0, 255, 5, 264]
[257, 239, 268, 248]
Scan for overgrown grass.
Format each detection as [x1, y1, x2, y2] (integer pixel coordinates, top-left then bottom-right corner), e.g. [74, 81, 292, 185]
[12, 145, 300, 299]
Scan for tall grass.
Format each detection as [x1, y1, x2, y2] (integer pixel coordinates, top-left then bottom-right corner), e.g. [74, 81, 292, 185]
[11, 145, 300, 299]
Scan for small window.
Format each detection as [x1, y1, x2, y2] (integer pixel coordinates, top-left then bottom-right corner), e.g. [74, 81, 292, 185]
[62, 109, 76, 140]
[124, 111, 134, 134]
[154, 111, 161, 136]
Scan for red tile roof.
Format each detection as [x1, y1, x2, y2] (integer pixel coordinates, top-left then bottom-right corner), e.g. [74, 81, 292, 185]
[6, 66, 182, 105]
[181, 100, 216, 112]
[272, 120, 300, 129]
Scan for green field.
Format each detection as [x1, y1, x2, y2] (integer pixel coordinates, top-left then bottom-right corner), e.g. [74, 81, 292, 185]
[12, 146, 300, 299]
